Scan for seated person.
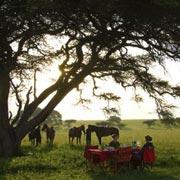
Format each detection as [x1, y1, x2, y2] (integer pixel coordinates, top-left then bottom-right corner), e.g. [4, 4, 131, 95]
[140, 135, 154, 155]
[132, 135, 154, 161]
[109, 134, 120, 149]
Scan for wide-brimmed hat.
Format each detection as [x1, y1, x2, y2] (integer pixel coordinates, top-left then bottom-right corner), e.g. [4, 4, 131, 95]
[145, 135, 152, 141]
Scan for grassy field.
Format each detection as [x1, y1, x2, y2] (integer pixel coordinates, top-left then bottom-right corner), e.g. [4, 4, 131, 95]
[0, 120, 180, 180]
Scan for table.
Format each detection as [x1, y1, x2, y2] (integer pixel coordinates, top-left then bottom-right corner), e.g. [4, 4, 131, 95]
[86, 147, 141, 172]
[87, 149, 118, 171]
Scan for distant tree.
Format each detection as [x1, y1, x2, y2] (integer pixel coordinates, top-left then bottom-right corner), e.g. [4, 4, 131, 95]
[107, 116, 121, 126]
[95, 116, 121, 127]
[46, 110, 62, 125]
[159, 110, 177, 128]
[15, 108, 62, 126]
[118, 123, 126, 129]
[95, 121, 109, 127]
[175, 117, 180, 128]
[107, 116, 126, 129]
[63, 120, 77, 129]
[143, 119, 157, 128]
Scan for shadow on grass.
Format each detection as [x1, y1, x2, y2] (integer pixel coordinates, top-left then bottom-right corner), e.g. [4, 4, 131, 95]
[87, 169, 179, 180]
[22, 143, 58, 154]
[2, 163, 58, 174]
[0, 157, 12, 178]
[0, 144, 60, 178]
[23, 143, 85, 155]
[67, 143, 85, 151]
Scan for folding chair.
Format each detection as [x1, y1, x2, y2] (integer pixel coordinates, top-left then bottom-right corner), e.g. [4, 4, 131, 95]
[142, 147, 155, 170]
[116, 146, 132, 171]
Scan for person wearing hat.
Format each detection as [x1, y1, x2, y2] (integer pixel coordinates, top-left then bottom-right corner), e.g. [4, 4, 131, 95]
[139, 135, 154, 155]
[108, 134, 120, 149]
[131, 135, 154, 168]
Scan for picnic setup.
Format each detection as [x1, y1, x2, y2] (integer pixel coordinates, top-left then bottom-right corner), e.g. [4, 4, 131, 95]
[84, 142, 155, 173]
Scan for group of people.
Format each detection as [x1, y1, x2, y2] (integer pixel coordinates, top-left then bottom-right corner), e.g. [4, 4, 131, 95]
[86, 127, 154, 160]
[108, 134, 154, 154]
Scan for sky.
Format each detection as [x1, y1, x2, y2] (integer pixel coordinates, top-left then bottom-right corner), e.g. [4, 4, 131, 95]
[35, 59, 180, 121]
[9, 36, 180, 121]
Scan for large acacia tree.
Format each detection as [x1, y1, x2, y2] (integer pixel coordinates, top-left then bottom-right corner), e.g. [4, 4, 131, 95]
[1, 0, 180, 157]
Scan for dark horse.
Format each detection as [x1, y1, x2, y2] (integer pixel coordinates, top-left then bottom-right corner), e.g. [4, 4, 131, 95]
[42, 123, 55, 144]
[69, 125, 85, 144]
[88, 125, 119, 145]
[28, 126, 41, 146]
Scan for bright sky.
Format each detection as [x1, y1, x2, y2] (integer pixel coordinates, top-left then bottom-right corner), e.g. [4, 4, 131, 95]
[10, 36, 180, 121]
[36, 59, 180, 120]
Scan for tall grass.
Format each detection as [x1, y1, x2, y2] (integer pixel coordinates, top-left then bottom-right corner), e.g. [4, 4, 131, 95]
[0, 120, 180, 180]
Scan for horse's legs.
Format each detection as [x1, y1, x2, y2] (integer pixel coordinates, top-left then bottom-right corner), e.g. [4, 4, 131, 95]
[69, 136, 73, 144]
[32, 138, 35, 146]
[77, 137, 80, 144]
[35, 137, 40, 146]
[72, 137, 74, 144]
[39, 136, 42, 145]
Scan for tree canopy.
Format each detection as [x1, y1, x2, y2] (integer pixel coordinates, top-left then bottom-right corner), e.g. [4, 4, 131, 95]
[1, 0, 180, 157]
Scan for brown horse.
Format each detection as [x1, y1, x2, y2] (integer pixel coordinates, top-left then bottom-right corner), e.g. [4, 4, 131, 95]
[28, 126, 41, 146]
[88, 125, 119, 145]
[42, 123, 55, 144]
[69, 125, 85, 144]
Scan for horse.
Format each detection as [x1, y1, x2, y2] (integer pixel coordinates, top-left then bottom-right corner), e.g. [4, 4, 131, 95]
[42, 123, 55, 144]
[88, 125, 119, 145]
[28, 126, 41, 146]
[68, 125, 85, 144]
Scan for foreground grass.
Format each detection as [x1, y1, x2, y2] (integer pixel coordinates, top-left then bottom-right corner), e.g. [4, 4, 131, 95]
[0, 120, 180, 180]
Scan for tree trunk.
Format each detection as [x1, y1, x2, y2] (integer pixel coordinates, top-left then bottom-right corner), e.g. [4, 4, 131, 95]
[0, 73, 10, 127]
[0, 128, 22, 157]
[0, 73, 22, 157]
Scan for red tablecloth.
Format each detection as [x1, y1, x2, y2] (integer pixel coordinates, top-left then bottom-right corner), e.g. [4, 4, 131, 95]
[87, 149, 118, 162]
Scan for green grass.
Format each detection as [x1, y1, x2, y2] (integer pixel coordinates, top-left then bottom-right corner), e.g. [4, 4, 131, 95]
[0, 120, 180, 180]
